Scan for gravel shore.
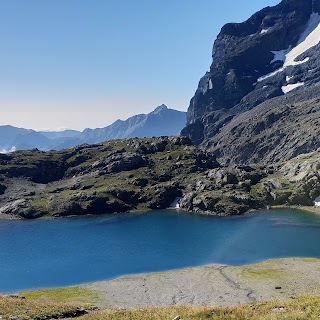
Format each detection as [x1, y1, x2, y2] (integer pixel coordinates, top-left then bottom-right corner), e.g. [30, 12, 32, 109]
[82, 258, 320, 309]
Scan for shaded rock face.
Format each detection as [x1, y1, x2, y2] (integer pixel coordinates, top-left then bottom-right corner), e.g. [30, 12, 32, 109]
[0, 184, 6, 195]
[205, 97, 320, 165]
[183, 0, 320, 163]
[148, 184, 181, 210]
[0, 150, 67, 183]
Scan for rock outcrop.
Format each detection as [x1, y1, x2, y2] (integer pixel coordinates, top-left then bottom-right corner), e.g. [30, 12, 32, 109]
[182, 0, 320, 164]
[204, 96, 320, 165]
[252, 151, 320, 206]
[0, 137, 320, 218]
[179, 166, 265, 216]
[0, 137, 222, 218]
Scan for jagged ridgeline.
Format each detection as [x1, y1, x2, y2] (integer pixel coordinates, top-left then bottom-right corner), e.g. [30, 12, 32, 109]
[182, 0, 320, 165]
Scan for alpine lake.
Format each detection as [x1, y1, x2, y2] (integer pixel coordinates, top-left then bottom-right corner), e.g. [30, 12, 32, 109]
[1, 208, 320, 293]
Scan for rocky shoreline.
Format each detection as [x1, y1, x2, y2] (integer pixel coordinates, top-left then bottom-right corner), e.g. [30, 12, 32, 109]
[20, 258, 320, 309]
[271, 205, 320, 215]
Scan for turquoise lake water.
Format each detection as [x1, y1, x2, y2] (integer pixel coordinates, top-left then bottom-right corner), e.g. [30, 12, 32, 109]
[0, 209, 320, 293]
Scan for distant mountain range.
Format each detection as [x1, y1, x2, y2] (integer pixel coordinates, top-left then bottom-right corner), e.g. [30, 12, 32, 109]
[0, 105, 186, 152]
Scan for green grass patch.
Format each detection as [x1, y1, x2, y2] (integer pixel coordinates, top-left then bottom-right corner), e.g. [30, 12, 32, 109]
[21, 286, 101, 305]
[300, 258, 320, 263]
[30, 198, 49, 210]
[239, 267, 287, 280]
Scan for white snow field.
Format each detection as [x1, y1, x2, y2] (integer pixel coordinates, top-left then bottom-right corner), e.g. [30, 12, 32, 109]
[257, 13, 320, 83]
[281, 82, 304, 93]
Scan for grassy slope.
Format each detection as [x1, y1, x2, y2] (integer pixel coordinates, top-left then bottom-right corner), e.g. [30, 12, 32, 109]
[0, 295, 85, 320]
[81, 296, 320, 320]
[1, 294, 320, 320]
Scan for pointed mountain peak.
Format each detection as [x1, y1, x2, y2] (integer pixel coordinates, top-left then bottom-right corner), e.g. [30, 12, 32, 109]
[152, 104, 168, 114]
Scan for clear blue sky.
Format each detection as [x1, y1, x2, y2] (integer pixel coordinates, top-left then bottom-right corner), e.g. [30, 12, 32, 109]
[0, 0, 280, 130]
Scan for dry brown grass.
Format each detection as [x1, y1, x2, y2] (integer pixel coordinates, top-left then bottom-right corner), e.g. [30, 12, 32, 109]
[1, 293, 320, 320]
[79, 295, 320, 320]
[0, 294, 84, 320]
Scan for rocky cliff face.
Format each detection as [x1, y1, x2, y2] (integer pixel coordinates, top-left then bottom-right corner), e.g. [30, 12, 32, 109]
[182, 0, 320, 163]
[205, 93, 320, 165]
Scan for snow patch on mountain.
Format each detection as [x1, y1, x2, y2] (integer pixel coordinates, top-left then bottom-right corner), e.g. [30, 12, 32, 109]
[260, 28, 270, 34]
[286, 75, 294, 82]
[285, 13, 320, 67]
[257, 68, 283, 82]
[281, 82, 304, 94]
[209, 79, 213, 90]
[258, 13, 320, 83]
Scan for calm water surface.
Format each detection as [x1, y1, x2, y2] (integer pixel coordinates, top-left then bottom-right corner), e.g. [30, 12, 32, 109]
[1, 209, 320, 292]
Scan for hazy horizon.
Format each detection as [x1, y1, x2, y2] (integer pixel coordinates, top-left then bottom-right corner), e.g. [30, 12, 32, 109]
[2, 103, 185, 132]
[0, 0, 280, 131]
